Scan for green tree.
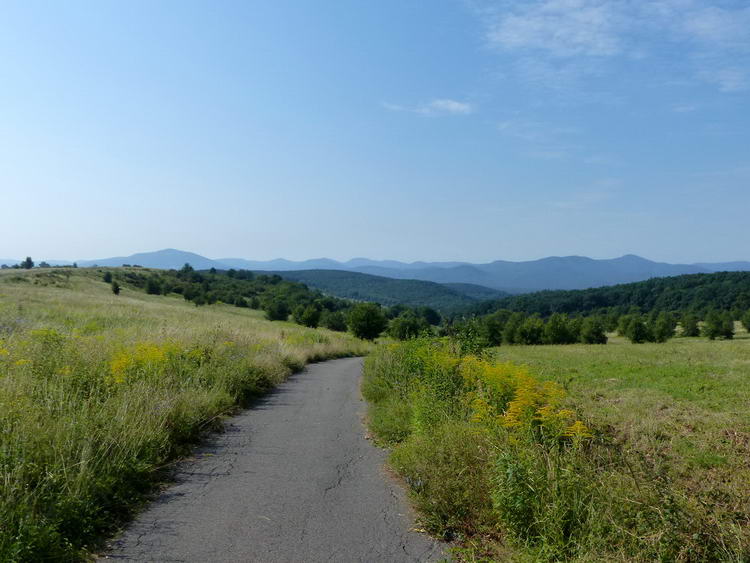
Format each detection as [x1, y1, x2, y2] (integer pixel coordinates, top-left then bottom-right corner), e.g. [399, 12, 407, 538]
[347, 303, 387, 340]
[264, 300, 290, 321]
[721, 312, 735, 340]
[516, 317, 544, 345]
[21, 257, 34, 269]
[388, 313, 429, 341]
[416, 306, 441, 326]
[502, 312, 525, 345]
[299, 305, 321, 328]
[580, 317, 608, 344]
[625, 315, 651, 343]
[543, 313, 575, 344]
[742, 310, 750, 333]
[145, 277, 162, 295]
[702, 311, 726, 340]
[111, 281, 120, 295]
[650, 312, 676, 343]
[320, 310, 347, 332]
[680, 313, 700, 337]
[103, 271, 113, 284]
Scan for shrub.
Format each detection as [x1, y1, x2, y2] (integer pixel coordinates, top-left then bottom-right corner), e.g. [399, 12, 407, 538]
[388, 313, 429, 341]
[681, 313, 700, 337]
[102, 271, 113, 283]
[111, 281, 120, 295]
[264, 300, 290, 321]
[320, 310, 347, 332]
[347, 303, 387, 340]
[579, 317, 607, 344]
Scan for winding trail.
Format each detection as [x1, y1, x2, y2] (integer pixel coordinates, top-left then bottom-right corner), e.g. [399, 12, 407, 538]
[100, 357, 445, 562]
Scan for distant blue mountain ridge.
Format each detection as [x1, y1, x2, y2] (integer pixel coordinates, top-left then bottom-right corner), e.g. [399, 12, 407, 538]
[5, 248, 749, 294]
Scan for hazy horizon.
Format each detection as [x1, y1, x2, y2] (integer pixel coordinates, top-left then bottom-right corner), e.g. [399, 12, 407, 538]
[2, 1, 748, 263]
[1, 247, 747, 266]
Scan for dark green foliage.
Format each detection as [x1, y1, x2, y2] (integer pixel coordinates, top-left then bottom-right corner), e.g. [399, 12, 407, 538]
[111, 281, 120, 295]
[38, 261, 50, 268]
[544, 313, 577, 344]
[702, 311, 734, 340]
[502, 312, 525, 344]
[680, 313, 700, 337]
[269, 269, 498, 313]
[579, 317, 607, 344]
[264, 300, 290, 322]
[742, 310, 750, 333]
[102, 271, 113, 284]
[516, 317, 544, 345]
[388, 313, 430, 341]
[416, 306, 442, 326]
[624, 315, 652, 343]
[293, 305, 321, 328]
[234, 296, 248, 307]
[472, 271, 750, 318]
[22, 257, 34, 269]
[347, 303, 388, 340]
[479, 310, 512, 346]
[650, 312, 676, 343]
[320, 310, 347, 332]
[145, 277, 162, 295]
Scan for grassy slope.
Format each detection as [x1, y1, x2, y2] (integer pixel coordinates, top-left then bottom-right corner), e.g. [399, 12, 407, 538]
[0, 269, 369, 561]
[494, 331, 750, 556]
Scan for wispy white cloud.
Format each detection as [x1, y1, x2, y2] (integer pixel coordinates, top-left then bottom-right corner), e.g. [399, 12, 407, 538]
[381, 98, 475, 116]
[474, 0, 750, 92]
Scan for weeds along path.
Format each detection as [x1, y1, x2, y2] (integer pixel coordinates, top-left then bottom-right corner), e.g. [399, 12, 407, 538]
[99, 357, 443, 563]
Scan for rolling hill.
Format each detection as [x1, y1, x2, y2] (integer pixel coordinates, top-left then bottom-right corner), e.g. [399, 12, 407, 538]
[270, 269, 506, 312]
[13, 249, 750, 294]
[470, 271, 750, 317]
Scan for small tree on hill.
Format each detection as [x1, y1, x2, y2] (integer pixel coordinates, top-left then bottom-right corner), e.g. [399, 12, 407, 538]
[103, 271, 113, 283]
[580, 317, 608, 344]
[388, 313, 429, 341]
[298, 305, 321, 328]
[111, 281, 120, 295]
[544, 313, 575, 344]
[21, 257, 34, 269]
[145, 277, 162, 295]
[516, 317, 544, 345]
[502, 312, 525, 345]
[347, 303, 387, 340]
[680, 313, 700, 337]
[264, 300, 290, 321]
[702, 311, 730, 340]
[650, 312, 676, 343]
[321, 310, 347, 332]
[742, 310, 750, 333]
[625, 315, 651, 343]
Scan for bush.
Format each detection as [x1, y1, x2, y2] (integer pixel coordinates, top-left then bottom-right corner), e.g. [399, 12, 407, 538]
[703, 311, 734, 340]
[347, 303, 387, 340]
[743, 310, 750, 333]
[264, 300, 290, 321]
[516, 317, 544, 345]
[111, 281, 120, 295]
[293, 305, 320, 328]
[681, 313, 700, 337]
[388, 313, 429, 341]
[579, 317, 607, 344]
[102, 271, 113, 284]
[320, 310, 347, 332]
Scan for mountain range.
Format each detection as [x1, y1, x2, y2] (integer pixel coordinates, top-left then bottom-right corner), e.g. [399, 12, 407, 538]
[3, 249, 750, 293]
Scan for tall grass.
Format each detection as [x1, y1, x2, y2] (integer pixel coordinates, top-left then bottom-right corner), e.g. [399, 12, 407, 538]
[363, 338, 747, 561]
[0, 270, 369, 561]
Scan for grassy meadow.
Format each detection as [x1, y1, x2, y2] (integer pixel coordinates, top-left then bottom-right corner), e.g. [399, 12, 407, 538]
[494, 331, 750, 559]
[363, 330, 750, 562]
[0, 268, 369, 561]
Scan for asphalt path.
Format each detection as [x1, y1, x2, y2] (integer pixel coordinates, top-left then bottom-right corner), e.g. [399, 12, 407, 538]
[100, 357, 445, 562]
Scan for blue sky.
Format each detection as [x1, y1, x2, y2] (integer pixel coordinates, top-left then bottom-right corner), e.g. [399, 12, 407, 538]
[1, 0, 748, 263]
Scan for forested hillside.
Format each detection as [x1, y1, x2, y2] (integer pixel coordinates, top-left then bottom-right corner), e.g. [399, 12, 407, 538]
[471, 271, 750, 318]
[269, 269, 490, 312]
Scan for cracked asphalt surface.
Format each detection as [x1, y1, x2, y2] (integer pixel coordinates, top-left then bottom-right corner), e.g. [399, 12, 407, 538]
[99, 357, 445, 562]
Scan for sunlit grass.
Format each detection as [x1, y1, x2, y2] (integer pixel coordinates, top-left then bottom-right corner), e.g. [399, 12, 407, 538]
[0, 268, 370, 561]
